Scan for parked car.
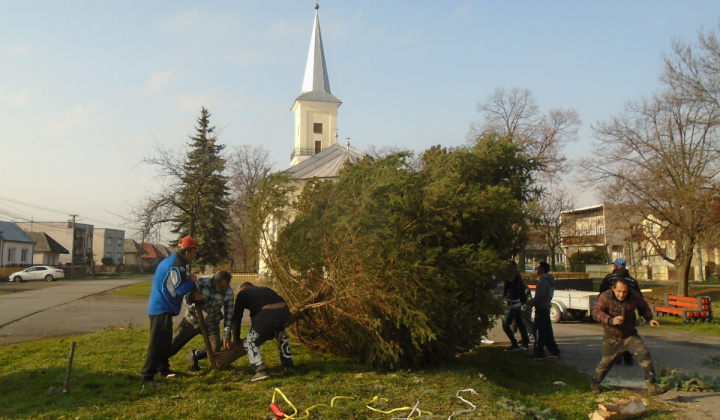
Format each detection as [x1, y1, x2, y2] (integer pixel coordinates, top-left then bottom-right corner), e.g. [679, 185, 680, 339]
[8, 266, 65, 282]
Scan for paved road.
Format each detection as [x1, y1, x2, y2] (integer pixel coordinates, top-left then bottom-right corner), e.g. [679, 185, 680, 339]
[0, 278, 151, 345]
[488, 320, 720, 388]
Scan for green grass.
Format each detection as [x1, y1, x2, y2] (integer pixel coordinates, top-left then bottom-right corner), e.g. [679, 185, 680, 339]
[0, 327, 680, 420]
[109, 280, 153, 298]
[642, 285, 720, 335]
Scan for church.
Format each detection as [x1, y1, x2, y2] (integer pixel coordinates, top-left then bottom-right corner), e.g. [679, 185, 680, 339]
[286, 2, 364, 180]
[257, 3, 364, 276]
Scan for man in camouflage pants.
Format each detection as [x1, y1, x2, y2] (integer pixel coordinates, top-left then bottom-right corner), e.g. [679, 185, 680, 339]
[590, 276, 666, 395]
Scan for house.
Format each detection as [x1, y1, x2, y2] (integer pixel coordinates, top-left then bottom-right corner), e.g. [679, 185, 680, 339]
[0, 221, 36, 267]
[25, 231, 69, 266]
[123, 239, 147, 270]
[560, 203, 637, 263]
[560, 203, 718, 281]
[17, 221, 94, 265]
[93, 228, 125, 266]
[140, 242, 169, 271]
[524, 224, 566, 271]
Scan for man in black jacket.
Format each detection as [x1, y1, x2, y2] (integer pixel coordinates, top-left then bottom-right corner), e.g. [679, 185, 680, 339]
[231, 282, 294, 382]
[501, 261, 530, 351]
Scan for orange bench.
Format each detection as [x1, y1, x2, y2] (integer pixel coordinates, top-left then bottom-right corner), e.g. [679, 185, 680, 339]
[653, 294, 713, 322]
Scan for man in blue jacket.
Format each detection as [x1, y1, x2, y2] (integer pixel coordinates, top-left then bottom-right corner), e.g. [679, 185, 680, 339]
[525, 261, 561, 361]
[141, 235, 199, 386]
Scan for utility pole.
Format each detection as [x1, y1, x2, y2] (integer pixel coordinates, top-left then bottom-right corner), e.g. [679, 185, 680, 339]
[69, 215, 77, 279]
[0, 229, 4, 267]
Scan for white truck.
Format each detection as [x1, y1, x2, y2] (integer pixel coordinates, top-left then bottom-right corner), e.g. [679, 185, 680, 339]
[530, 286, 598, 323]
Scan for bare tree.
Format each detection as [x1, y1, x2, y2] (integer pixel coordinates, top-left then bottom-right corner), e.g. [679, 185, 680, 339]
[128, 142, 185, 242]
[531, 185, 577, 271]
[662, 21, 720, 114]
[470, 87, 581, 179]
[226, 145, 273, 272]
[580, 93, 720, 296]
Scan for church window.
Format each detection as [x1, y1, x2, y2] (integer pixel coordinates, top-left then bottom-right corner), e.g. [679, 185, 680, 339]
[313, 123, 323, 134]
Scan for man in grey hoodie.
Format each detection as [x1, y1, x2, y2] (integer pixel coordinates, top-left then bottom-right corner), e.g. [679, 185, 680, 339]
[525, 262, 561, 360]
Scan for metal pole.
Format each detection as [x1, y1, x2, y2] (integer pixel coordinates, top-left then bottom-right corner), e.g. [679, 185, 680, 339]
[69, 215, 77, 279]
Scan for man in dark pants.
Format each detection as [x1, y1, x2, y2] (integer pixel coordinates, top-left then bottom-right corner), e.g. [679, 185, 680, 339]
[231, 282, 294, 382]
[590, 276, 666, 395]
[525, 262, 561, 361]
[599, 258, 642, 366]
[167, 270, 235, 371]
[501, 261, 530, 351]
[141, 236, 198, 386]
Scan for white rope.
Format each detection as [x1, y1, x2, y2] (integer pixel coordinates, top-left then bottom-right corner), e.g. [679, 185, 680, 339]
[448, 388, 478, 420]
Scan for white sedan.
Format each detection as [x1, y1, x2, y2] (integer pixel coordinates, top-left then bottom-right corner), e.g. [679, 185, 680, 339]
[8, 266, 65, 282]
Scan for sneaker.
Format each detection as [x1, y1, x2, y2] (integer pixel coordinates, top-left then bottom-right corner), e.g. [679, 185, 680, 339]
[141, 379, 164, 387]
[504, 345, 521, 352]
[250, 370, 270, 382]
[480, 338, 495, 345]
[521, 344, 529, 350]
[590, 378, 602, 394]
[532, 355, 545, 361]
[186, 351, 200, 372]
[160, 370, 177, 378]
[646, 382, 668, 396]
[548, 352, 561, 359]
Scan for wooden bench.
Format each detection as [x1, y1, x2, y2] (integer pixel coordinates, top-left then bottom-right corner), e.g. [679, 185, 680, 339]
[653, 294, 713, 322]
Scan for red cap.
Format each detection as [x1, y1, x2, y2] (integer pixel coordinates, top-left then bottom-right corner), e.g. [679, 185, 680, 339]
[178, 236, 197, 248]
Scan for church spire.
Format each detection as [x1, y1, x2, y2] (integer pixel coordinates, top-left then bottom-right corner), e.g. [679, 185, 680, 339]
[297, 2, 341, 103]
[290, 2, 341, 167]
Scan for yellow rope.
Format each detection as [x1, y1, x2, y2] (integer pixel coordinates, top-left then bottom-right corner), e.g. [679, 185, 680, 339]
[271, 388, 355, 419]
[364, 395, 433, 417]
[271, 388, 434, 419]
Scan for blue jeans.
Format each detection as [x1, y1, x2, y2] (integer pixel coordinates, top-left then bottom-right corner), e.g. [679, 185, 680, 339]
[533, 308, 560, 358]
[502, 303, 529, 347]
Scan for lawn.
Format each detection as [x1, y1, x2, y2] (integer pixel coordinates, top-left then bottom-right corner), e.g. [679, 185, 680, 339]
[641, 284, 720, 335]
[0, 326, 681, 420]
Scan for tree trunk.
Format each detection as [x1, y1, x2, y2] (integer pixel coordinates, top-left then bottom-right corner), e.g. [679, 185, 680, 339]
[676, 236, 694, 297]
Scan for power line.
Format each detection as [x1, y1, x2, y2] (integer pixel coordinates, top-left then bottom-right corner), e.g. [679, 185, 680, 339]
[0, 196, 72, 217]
[0, 196, 126, 229]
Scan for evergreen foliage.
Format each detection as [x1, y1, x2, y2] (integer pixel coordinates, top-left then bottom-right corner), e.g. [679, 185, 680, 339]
[569, 250, 608, 267]
[254, 134, 540, 369]
[172, 107, 230, 267]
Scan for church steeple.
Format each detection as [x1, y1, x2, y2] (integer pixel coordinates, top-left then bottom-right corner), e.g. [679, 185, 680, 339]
[297, 2, 341, 103]
[290, 2, 342, 167]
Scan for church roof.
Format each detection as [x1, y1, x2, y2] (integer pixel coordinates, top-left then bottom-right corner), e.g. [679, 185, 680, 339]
[25, 231, 69, 254]
[286, 143, 365, 180]
[295, 4, 341, 105]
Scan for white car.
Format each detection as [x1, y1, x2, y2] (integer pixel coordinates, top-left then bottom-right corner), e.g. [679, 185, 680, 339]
[8, 266, 65, 282]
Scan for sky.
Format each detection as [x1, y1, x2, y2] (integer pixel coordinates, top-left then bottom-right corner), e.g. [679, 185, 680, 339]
[1, 1, 719, 242]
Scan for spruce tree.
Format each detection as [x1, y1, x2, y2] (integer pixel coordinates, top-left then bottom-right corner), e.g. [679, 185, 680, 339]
[173, 107, 230, 267]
